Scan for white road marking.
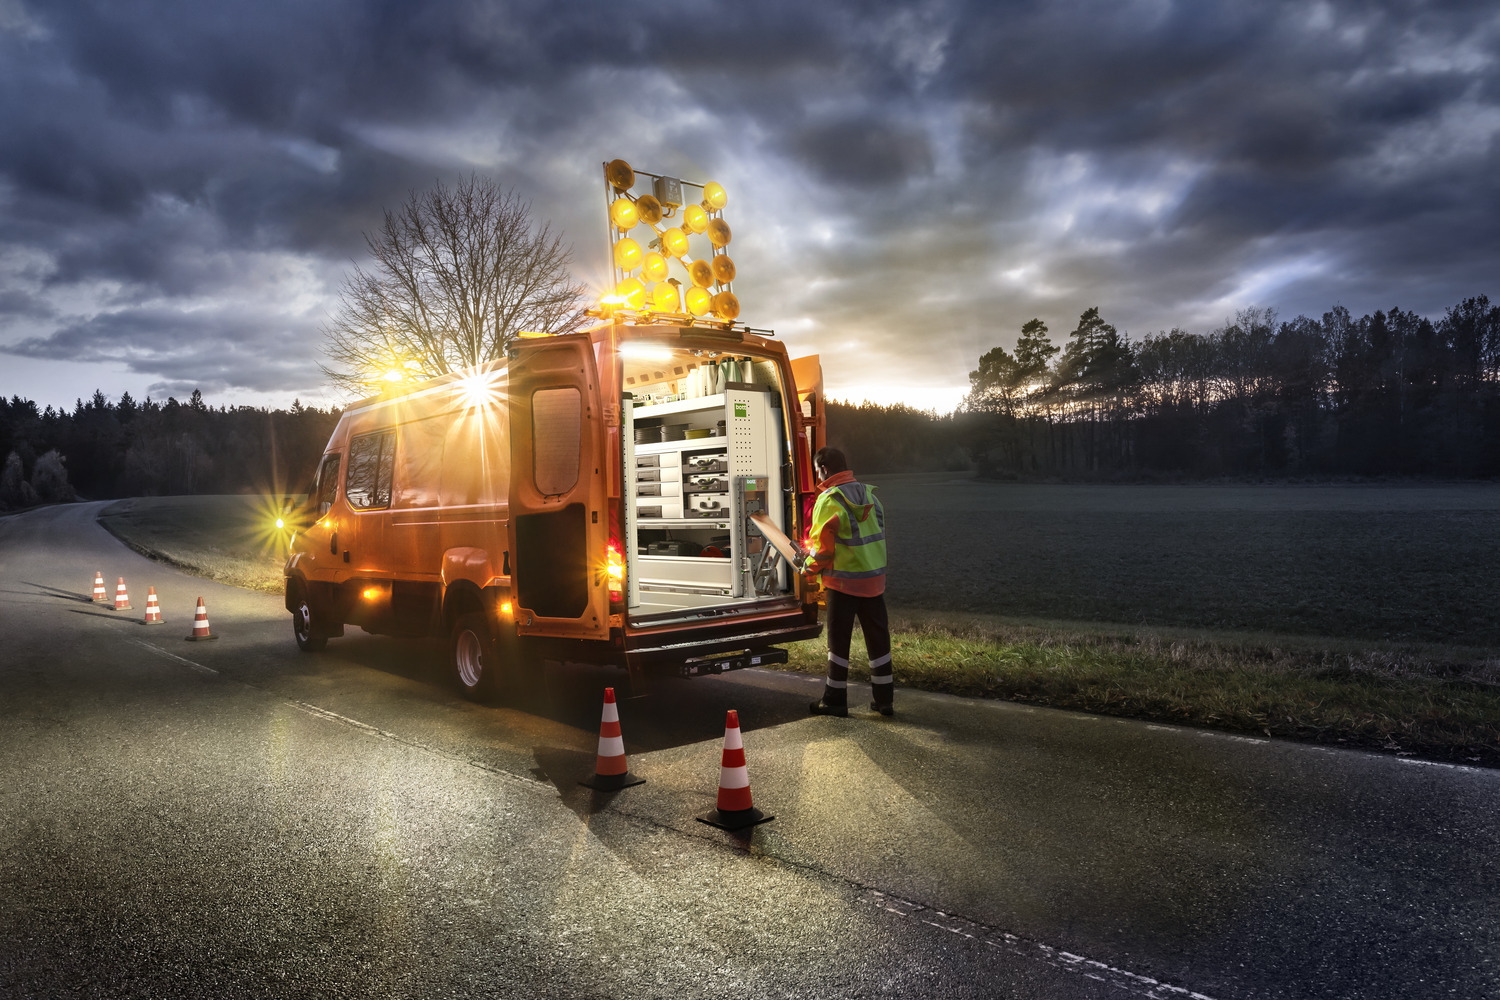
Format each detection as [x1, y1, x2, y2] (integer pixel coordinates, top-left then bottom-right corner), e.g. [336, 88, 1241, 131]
[1397, 758, 1490, 776]
[866, 889, 1223, 1000]
[128, 638, 217, 675]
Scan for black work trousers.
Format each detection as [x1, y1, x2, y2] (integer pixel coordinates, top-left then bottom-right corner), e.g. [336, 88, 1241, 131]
[821, 589, 894, 708]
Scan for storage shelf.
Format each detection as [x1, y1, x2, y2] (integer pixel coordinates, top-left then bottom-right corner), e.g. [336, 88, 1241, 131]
[636, 518, 732, 528]
[633, 393, 725, 419]
[635, 437, 728, 456]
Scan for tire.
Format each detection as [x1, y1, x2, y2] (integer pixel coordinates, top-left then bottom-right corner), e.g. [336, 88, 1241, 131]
[451, 611, 500, 701]
[290, 582, 328, 652]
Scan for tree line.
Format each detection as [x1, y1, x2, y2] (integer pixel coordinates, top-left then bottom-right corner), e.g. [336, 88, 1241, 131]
[0, 389, 339, 508]
[959, 296, 1500, 478]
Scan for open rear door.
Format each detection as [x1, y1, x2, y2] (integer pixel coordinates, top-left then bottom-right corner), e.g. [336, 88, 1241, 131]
[507, 335, 609, 641]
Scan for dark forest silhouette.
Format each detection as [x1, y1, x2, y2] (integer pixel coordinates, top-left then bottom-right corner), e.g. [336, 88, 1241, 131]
[2, 293, 1496, 506]
[833, 295, 1500, 479]
[0, 389, 338, 506]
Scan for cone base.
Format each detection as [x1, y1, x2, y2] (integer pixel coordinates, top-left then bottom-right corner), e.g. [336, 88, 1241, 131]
[185, 633, 218, 641]
[142, 619, 164, 625]
[696, 806, 774, 831]
[579, 771, 645, 791]
[112, 604, 133, 611]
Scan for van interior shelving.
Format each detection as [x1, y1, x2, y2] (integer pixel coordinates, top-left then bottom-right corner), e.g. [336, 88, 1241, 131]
[619, 349, 794, 620]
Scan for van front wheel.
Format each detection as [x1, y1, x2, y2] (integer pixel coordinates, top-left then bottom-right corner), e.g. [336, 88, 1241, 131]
[451, 612, 499, 701]
[291, 584, 327, 652]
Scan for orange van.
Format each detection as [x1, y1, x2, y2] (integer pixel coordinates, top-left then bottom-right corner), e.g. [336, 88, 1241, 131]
[283, 320, 827, 698]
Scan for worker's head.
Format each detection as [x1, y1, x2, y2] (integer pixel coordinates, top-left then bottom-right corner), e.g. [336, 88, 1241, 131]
[813, 446, 847, 482]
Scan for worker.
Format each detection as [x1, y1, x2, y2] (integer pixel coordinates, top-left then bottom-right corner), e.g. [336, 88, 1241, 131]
[800, 446, 893, 717]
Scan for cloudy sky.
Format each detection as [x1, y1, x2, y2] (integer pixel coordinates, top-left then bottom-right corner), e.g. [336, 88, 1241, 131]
[2, 0, 1498, 413]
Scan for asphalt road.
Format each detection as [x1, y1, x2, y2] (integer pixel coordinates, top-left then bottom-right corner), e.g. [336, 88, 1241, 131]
[1, 502, 1496, 999]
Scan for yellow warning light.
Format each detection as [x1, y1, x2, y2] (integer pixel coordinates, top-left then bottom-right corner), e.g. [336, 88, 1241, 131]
[706, 218, 731, 248]
[702, 182, 727, 211]
[683, 204, 708, 234]
[636, 195, 663, 226]
[688, 258, 713, 288]
[606, 159, 635, 191]
[275, 517, 285, 530]
[501, 601, 513, 615]
[711, 290, 740, 321]
[641, 251, 668, 282]
[617, 277, 646, 309]
[362, 587, 379, 601]
[610, 197, 638, 232]
[660, 227, 689, 258]
[613, 237, 642, 271]
[685, 286, 711, 316]
[651, 281, 681, 312]
[711, 254, 736, 285]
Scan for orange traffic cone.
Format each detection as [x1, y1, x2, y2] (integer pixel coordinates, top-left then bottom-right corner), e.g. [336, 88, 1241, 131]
[142, 587, 163, 625]
[113, 577, 132, 611]
[91, 571, 107, 603]
[696, 709, 773, 831]
[580, 687, 645, 790]
[185, 597, 217, 641]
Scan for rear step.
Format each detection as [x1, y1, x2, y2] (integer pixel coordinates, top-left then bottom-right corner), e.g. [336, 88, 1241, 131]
[680, 647, 789, 677]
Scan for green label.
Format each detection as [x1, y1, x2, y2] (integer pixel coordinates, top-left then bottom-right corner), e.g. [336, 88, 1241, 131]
[734, 401, 748, 418]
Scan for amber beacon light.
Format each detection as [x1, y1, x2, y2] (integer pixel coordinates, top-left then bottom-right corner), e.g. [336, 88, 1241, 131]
[596, 158, 741, 325]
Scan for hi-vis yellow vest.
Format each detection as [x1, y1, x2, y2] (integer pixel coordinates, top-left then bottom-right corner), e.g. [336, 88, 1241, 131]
[809, 481, 886, 582]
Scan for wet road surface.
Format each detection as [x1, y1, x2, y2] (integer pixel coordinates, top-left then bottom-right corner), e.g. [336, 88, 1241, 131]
[2, 502, 1496, 998]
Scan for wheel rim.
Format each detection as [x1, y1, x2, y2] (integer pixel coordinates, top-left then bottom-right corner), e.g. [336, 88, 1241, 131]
[456, 629, 484, 688]
[295, 601, 313, 640]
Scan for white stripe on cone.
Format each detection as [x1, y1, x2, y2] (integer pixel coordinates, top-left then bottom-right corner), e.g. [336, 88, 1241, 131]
[597, 735, 625, 757]
[723, 726, 743, 751]
[719, 765, 750, 789]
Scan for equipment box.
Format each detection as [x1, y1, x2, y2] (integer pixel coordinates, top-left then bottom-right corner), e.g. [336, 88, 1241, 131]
[637, 481, 680, 498]
[635, 464, 682, 483]
[683, 452, 729, 475]
[637, 499, 684, 519]
[683, 474, 729, 493]
[685, 493, 731, 518]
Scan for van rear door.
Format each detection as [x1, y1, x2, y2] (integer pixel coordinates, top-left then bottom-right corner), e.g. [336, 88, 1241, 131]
[507, 335, 609, 641]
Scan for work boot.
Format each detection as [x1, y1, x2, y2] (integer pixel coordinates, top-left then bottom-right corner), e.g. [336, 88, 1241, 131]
[869, 701, 893, 717]
[809, 700, 848, 718]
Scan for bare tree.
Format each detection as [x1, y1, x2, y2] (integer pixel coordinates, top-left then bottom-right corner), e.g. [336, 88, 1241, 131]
[321, 176, 587, 395]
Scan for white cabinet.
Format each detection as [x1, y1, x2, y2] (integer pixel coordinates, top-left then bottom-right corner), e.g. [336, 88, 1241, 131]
[623, 389, 788, 614]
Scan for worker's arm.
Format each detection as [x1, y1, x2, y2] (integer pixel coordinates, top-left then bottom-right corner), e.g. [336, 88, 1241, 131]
[799, 505, 841, 577]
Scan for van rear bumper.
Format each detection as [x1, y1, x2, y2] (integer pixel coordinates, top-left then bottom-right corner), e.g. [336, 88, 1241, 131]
[620, 617, 823, 667]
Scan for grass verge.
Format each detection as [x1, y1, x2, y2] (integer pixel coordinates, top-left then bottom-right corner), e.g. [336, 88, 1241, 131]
[98, 496, 1500, 768]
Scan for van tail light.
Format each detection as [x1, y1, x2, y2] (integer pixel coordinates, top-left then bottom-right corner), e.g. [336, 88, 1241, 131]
[606, 537, 624, 604]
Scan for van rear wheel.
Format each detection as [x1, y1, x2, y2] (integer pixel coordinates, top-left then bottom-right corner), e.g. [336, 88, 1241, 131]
[451, 611, 500, 701]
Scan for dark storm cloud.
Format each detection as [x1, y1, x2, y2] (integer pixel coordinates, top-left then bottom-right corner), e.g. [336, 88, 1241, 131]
[0, 0, 1497, 411]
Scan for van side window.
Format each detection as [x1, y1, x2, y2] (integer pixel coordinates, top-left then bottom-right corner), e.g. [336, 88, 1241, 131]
[346, 430, 395, 510]
[532, 387, 581, 496]
[314, 454, 341, 516]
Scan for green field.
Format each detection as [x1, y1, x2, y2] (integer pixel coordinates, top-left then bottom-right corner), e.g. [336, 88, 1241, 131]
[97, 486, 1500, 766]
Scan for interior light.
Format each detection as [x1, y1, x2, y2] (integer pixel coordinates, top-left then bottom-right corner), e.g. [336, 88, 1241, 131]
[619, 344, 674, 361]
[642, 251, 668, 282]
[636, 195, 663, 226]
[651, 281, 681, 312]
[688, 259, 713, 288]
[613, 237, 642, 271]
[685, 286, 711, 317]
[660, 227, 689, 258]
[501, 601, 513, 615]
[606, 159, 635, 191]
[702, 182, 727, 211]
[711, 254, 736, 285]
[683, 204, 708, 234]
[610, 197, 638, 232]
[617, 277, 646, 309]
[362, 587, 379, 601]
[706, 218, 731, 248]
[711, 290, 740, 321]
